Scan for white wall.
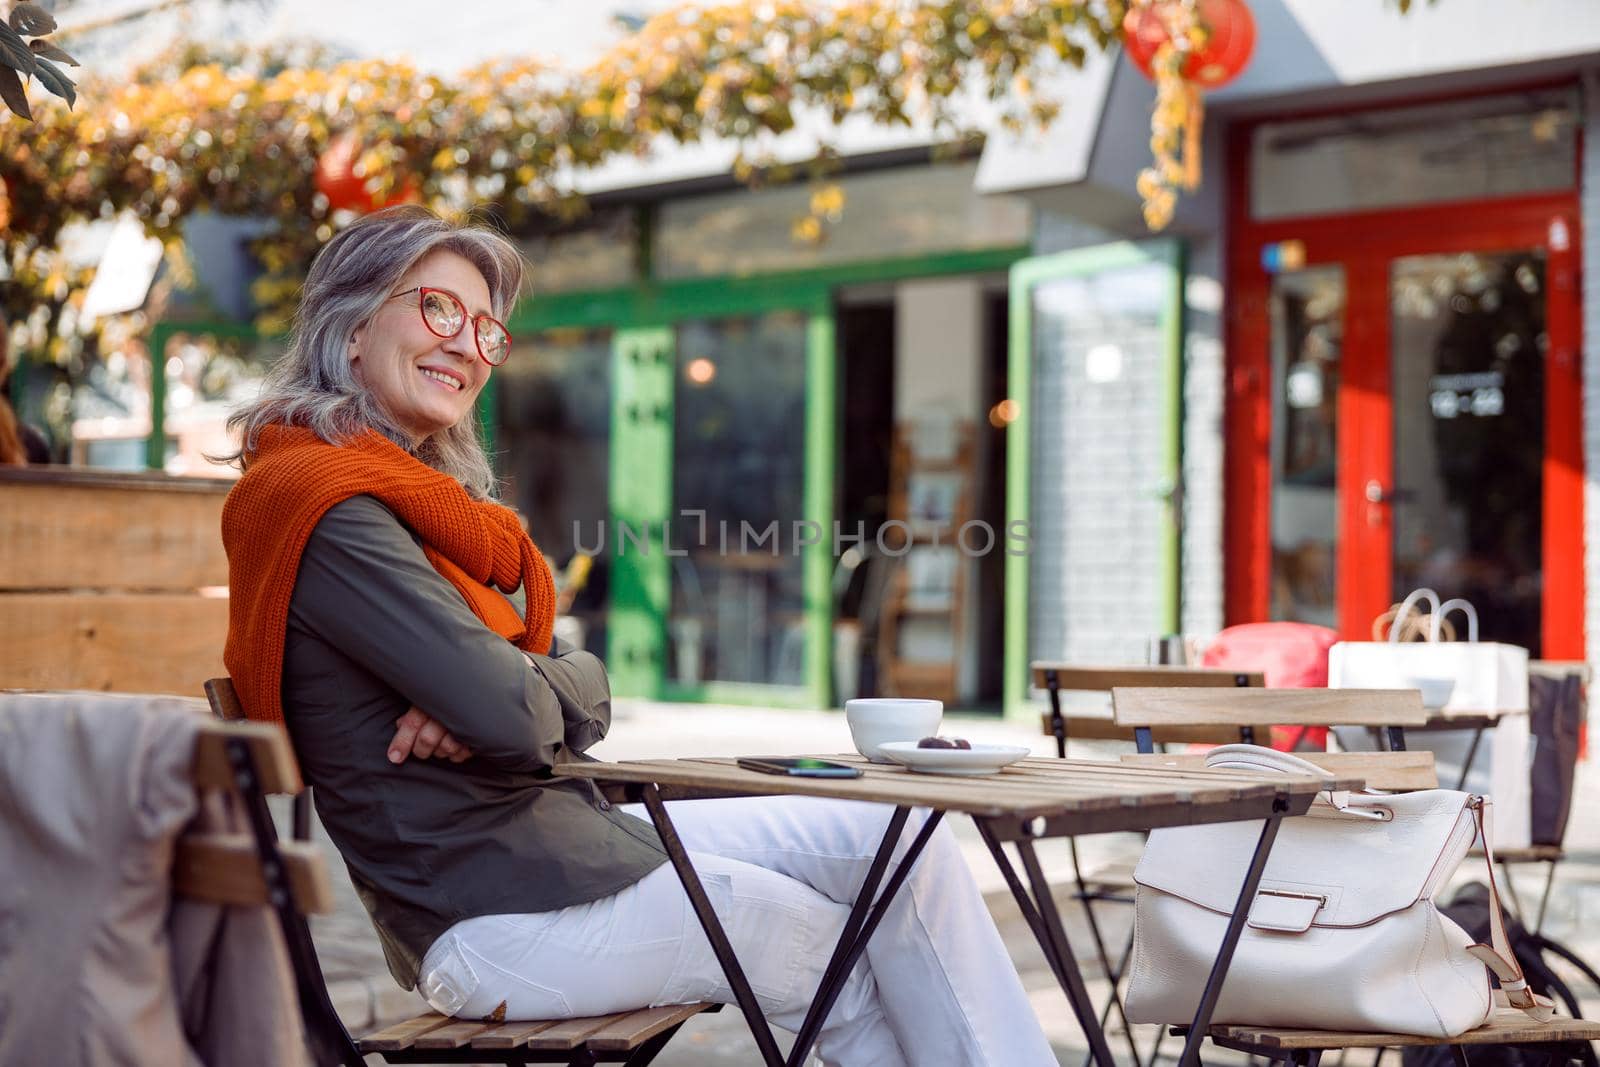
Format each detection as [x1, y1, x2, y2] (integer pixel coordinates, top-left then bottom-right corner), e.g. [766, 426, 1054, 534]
[894, 279, 984, 422]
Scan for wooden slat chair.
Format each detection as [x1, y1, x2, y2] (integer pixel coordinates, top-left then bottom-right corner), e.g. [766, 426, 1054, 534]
[204, 677, 718, 1067]
[1024, 659, 1260, 1067]
[1031, 664, 1264, 759]
[1462, 660, 1593, 935]
[1110, 686, 1600, 1066]
[1027, 664, 1264, 1067]
[1110, 687, 1428, 759]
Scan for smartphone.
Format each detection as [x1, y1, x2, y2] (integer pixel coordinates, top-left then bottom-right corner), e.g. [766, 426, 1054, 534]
[736, 756, 863, 779]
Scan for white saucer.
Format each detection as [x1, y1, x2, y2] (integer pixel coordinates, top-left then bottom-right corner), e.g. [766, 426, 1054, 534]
[877, 742, 1032, 776]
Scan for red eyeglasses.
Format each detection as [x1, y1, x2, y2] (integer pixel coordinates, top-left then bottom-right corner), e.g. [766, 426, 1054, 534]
[388, 286, 513, 367]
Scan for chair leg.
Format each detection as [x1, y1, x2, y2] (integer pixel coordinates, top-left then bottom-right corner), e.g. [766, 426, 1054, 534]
[1498, 857, 1528, 924]
[1534, 859, 1559, 935]
[1069, 838, 1143, 1067]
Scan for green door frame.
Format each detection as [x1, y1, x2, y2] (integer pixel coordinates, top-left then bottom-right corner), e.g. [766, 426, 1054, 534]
[1002, 239, 1186, 720]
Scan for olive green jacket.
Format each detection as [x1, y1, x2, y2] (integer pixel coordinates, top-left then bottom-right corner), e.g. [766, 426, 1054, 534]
[281, 495, 666, 990]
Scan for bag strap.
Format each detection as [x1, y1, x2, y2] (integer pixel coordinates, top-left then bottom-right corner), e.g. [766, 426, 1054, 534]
[1204, 744, 1387, 819]
[1463, 796, 1556, 1022]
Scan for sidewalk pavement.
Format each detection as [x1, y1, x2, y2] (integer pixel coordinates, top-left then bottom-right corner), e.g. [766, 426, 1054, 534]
[306, 699, 1600, 1065]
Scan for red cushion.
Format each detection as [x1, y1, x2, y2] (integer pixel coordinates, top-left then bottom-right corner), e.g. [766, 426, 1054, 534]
[1198, 622, 1340, 750]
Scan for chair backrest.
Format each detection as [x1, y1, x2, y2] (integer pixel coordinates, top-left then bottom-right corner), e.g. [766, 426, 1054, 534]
[1112, 686, 1427, 754]
[1031, 664, 1266, 691]
[179, 719, 334, 916]
[202, 677, 364, 1067]
[1031, 663, 1265, 750]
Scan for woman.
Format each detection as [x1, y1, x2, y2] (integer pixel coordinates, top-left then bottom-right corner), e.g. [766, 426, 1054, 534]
[220, 206, 1054, 1066]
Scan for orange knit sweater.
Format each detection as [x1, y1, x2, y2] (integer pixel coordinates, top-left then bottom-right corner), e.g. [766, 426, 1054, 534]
[221, 424, 556, 725]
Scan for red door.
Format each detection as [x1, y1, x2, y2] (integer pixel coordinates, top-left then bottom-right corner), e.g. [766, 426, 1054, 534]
[1227, 129, 1583, 658]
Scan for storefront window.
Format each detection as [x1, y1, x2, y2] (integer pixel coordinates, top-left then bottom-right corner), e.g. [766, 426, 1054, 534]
[518, 209, 637, 294]
[667, 313, 808, 686]
[1252, 89, 1578, 220]
[495, 328, 613, 652]
[1268, 267, 1344, 627]
[1390, 252, 1545, 651]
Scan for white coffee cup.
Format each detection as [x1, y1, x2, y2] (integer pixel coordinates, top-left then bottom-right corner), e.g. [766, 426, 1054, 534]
[845, 698, 943, 763]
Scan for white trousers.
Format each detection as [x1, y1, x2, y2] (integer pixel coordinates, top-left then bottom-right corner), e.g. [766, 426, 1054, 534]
[417, 795, 1055, 1066]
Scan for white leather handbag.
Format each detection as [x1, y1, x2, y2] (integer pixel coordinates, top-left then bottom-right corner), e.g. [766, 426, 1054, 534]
[1125, 745, 1553, 1037]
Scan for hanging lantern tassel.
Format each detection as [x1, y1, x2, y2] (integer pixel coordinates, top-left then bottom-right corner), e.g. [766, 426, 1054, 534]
[1182, 82, 1203, 191]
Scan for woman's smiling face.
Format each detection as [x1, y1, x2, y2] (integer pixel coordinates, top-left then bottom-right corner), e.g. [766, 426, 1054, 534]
[350, 249, 495, 443]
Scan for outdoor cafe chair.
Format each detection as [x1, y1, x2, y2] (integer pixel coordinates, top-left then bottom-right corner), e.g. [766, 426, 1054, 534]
[1029, 662, 1265, 1067]
[205, 677, 719, 1067]
[1110, 685, 1600, 1066]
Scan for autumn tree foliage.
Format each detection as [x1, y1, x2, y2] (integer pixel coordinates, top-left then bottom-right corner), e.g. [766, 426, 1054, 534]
[0, 0, 1307, 367]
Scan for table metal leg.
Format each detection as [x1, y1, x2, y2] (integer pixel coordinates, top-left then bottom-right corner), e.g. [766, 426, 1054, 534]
[976, 819, 1120, 1067]
[1177, 802, 1287, 1067]
[639, 784, 787, 1067]
[785, 807, 945, 1066]
[976, 822, 1069, 969]
[1016, 837, 1122, 1067]
[639, 787, 944, 1067]
[1068, 837, 1144, 1067]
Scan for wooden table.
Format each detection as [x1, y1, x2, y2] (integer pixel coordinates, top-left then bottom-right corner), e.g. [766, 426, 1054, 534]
[563, 753, 1360, 1067]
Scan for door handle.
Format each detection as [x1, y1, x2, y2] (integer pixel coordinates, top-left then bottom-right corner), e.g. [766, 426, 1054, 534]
[1364, 480, 1415, 504]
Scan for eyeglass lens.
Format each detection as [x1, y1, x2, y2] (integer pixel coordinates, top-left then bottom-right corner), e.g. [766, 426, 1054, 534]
[420, 289, 510, 365]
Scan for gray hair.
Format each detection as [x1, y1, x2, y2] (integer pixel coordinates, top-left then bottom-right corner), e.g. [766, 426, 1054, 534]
[221, 206, 525, 499]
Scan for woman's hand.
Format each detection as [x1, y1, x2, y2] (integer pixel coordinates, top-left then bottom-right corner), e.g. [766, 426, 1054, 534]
[388, 706, 473, 764]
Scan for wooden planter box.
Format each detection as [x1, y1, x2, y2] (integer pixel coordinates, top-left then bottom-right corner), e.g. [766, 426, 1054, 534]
[0, 467, 232, 696]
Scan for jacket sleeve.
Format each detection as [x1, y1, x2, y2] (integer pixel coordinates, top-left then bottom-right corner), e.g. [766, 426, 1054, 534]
[290, 495, 612, 774]
[542, 636, 613, 754]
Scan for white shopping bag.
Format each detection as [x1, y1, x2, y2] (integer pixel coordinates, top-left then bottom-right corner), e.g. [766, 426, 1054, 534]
[1328, 590, 1532, 847]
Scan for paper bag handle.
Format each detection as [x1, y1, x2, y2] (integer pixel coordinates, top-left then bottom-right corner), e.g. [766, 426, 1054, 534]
[1434, 598, 1479, 643]
[1390, 588, 1442, 643]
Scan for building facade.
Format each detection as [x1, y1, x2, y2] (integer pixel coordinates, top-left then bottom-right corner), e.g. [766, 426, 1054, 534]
[137, 0, 1600, 715]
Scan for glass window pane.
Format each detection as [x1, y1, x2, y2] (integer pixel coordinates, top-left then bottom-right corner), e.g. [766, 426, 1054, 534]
[656, 161, 1031, 279]
[495, 328, 613, 651]
[668, 314, 808, 686]
[1390, 252, 1544, 653]
[517, 209, 637, 294]
[1252, 89, 1578, 220]
[1027, 260, 1173, 669]
[1269, 267, 1343, 627]
[115, 331, 273, 476]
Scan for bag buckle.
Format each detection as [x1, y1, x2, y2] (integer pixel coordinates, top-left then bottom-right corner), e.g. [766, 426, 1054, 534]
[1247, 889, 1328, 933]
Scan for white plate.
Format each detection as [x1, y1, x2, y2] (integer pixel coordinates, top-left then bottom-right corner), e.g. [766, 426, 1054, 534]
[877, 742, 1032, 776]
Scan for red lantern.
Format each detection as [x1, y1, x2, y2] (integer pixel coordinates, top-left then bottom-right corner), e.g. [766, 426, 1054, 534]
[1123, 0, 1256, 90]
[315, 131, 418, 214]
